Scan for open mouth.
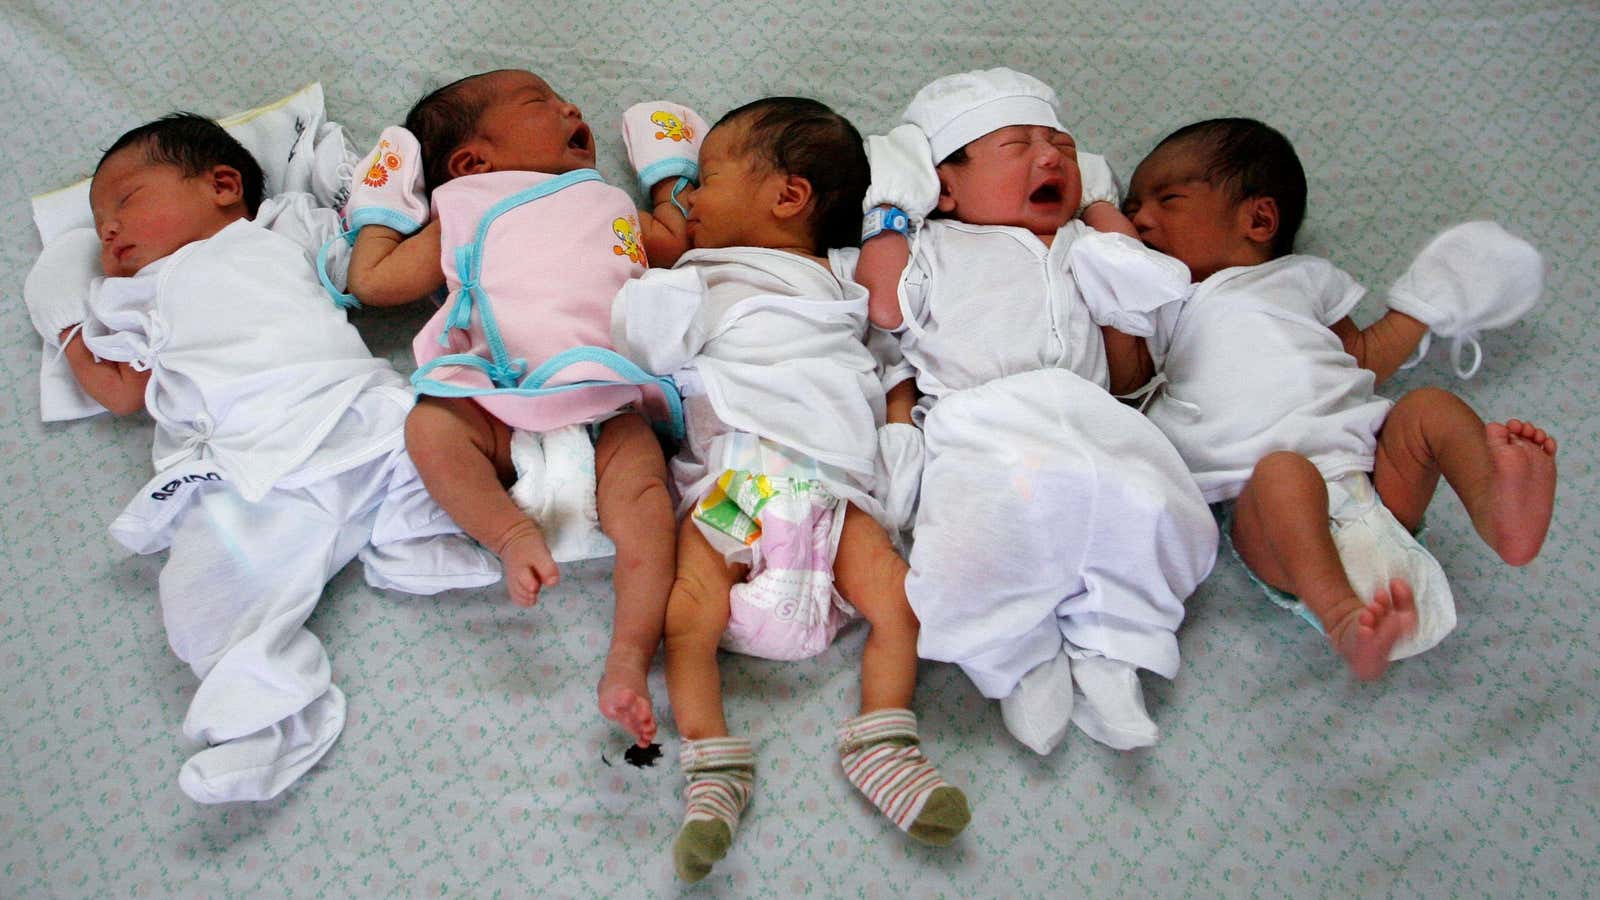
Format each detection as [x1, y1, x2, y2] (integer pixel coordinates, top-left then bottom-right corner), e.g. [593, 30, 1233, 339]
[568, 124, 593, 153]
[1029, 183, 1064, 205]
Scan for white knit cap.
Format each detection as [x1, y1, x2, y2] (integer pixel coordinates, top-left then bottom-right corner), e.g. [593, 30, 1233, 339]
[904, 67, 1065, 163]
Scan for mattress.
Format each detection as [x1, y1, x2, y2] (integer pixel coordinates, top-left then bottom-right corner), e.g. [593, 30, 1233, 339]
[2, 1, 1595, 895]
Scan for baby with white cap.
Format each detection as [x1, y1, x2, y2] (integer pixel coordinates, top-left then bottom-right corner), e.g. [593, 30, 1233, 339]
[850, 67, 1219, 755]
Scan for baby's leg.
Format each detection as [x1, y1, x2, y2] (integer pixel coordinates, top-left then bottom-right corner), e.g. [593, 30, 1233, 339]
[593, 412, 677, 746]
[1373, 387, 1557, 566]
[664, 516, 750, 882]
[664, 515, 743, 740]
[160, 482, 357, 802]
[832, 504, 969, 846]
[833, 504, 917, 713]
[405, 396, 558, 605]
[1233, 452, 1416, 681]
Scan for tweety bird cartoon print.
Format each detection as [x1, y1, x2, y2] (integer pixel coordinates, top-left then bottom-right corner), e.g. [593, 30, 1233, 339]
[650, 110, 695, 143]
[612, 215, 646, 265]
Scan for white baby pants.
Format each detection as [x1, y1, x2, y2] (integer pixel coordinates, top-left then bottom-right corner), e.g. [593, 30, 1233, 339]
[118, 448, 498, 803]
[908, 368, 1218, 699]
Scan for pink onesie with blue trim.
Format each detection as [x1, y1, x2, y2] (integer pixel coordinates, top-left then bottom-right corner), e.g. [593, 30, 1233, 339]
[414, 169, 649, 431]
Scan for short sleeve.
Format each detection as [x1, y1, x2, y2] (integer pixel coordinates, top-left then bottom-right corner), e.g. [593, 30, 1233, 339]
[610, 266, 709, 375]
[1313, 259, 1367, 326]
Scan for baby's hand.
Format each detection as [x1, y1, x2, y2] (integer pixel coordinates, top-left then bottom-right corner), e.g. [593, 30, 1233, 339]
[25, 227, 101, 345]
[621, 101, 709, 197]
[864, 125, 940, 224]
[1075, 151, 1119, 215]
[495, 519, 561, 606]
[344, 126, 429, 237]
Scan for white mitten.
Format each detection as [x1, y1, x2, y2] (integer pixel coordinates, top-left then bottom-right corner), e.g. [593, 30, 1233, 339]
[863, 124, 940, 225]
[25, 226, 103, 348]
[874, 422, 925, 538]
[1068, 230, 1192, 337]
[343, 126, 429, 236]
[1075, 151, 1119, 215]
[621, 101, 709, 202]
[1387, 221, 1543, 378]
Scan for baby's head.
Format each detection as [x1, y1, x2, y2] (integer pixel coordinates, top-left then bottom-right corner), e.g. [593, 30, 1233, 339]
[907, 67, 1083, 237]
[405, 69, 595, 193]
[90, 112, 263, 277]
[1123, 118, 1306, 282]
[685, 97, 868, 256]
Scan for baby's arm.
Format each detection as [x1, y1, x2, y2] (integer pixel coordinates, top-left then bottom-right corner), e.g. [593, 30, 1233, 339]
[859, 126, 942, 330]
[1329, 311, 1428, 386]
[1083, 152, 1163, 393]
[341, 127, 445, 307]
[25, 232, 147, 415]
[1066, 229, 1191, 394]
[1381, 221, 1544, 380]
[622, 102, 707, 269]
[346, 221, 446, 306]
[638, 180, 689, 268]
[884, 376, 917, 426]
[1076, 151, 1138, 239]
[1080, 203, 1138, 239]
[859, 234, 911, 330]
[1101, 326, 1156, 396]
[59, 329, 149, 416]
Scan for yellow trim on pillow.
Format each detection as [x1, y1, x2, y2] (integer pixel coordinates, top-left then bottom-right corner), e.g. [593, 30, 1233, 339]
[30, 83, 323, 203]
[216, 82, 321, 127]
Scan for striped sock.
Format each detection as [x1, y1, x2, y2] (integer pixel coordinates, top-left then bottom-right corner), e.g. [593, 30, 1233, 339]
[673, 737, 755, 883]
[836, 709, 970, 846]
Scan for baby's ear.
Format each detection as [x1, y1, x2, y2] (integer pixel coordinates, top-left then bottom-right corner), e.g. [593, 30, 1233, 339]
[772, 173, 814, 221]
[207, 165, 244, 207]
[934, 166, 958, 214]
[446, 143, 492, 179]
[1244, 195, 1281, 247]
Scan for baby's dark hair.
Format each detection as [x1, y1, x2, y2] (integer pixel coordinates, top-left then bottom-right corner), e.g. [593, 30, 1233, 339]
[715, 97, 869, 252]
[405, 71, 503, 194]
[97, 112, 265, 215]
[1155, 117, 1306, 256]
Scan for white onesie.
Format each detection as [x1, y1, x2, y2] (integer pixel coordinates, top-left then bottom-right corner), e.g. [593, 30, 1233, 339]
[613, 246, 889, 660]
[1143, 255, 1455, 659]
[80, 204, 498, 804]
[883, 218, 1218, 699]
[1143, 255, 1394, 503]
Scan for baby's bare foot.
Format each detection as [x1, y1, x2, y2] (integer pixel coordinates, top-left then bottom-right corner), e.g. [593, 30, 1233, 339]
[598, 657, 657, 747]
[1327, 579, 1418, 681]
[495, 520, 560, 607]
[1483, 420, 1558, 566]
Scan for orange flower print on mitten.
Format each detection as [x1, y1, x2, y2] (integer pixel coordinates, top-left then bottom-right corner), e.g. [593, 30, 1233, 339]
[363, 140, 403, 188]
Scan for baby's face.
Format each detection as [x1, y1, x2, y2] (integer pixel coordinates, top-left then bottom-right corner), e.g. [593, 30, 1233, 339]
[468, 70, 595, 175]
[680, 122, 778, 251]
[1123, 142, 1253, 282]
[89, 147, 237, 277]
[935, 125, 1081, 237]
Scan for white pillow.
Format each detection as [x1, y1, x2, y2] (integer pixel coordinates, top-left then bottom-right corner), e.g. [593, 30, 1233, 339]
[30, 82, 355, 244]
